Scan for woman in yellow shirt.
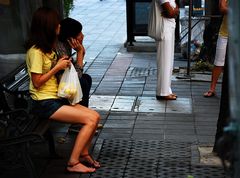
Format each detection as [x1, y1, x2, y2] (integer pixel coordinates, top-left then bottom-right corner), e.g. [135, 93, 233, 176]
[25, 7, 100, 173]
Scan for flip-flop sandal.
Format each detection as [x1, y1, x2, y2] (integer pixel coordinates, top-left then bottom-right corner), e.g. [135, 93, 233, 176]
[80, 154, 101, 168]
[156, 94, 177, 100]
[203, 90, 216, 97]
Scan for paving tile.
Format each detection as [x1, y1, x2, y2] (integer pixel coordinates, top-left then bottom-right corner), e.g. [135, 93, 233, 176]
[111, 96, 136, 112]
[100, 127, 132, 132]
[89, 95, 115, 111]
[107, 115, 136, 120]
[164, 124, 195, 130]
[164, 134, 198, 142]
[131, 134, 165, 140]
[98, 133, 132, 139]
[135, 96, 166, 113]
[166, 98, 192, 113]
[198, 136, 216, 144]
[104, 119, 135, 129]
[164, 128, 196, 135]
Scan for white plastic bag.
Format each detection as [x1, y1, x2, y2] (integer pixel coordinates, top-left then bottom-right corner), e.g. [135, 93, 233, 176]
[148, 0, 164, 41]
[57, 63, 82, 105]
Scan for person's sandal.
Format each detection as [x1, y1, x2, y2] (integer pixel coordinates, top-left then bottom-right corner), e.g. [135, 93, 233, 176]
[156, 94, 177, 100]
[203, 90, 216, 97]
[80, 154, 101, 168]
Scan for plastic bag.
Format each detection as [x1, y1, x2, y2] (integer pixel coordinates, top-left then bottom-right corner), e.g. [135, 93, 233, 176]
[57, 63, 82, 105]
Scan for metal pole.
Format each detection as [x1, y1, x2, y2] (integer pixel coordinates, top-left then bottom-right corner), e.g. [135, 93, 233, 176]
[126, 0, 134, 46]
[187, 0, 193, 76]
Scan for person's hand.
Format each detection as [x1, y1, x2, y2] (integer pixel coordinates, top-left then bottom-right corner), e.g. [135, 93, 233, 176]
[67, 37, 82, 51]
[78, 44, 85, 56]
[67, 37, 85, 57]
[55, 56, 71, 70]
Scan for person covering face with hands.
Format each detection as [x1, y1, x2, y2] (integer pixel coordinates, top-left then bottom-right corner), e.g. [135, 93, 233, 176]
[56, 18, 92, 108]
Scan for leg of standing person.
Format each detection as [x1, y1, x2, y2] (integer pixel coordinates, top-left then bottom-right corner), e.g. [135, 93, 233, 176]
[208, 66, 223, 94]
[50, 104, 100, 173]
[156, 27, 176, 100]
[204, 35, 228, 97]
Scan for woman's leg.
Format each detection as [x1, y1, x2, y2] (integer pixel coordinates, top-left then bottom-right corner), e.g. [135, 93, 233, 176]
[211, 36, 227, 91]
[204, 35, 227, 97]
[76, 106, 100, 168]
[72, 105, 99, 156]
[50, 104, 100, 172]
[210, 66, 223, 92]
[75, 75, 101, 163]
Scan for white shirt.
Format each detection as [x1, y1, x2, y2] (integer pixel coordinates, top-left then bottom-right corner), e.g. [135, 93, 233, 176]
[159, 0, 176, 8]
[158, 0, 176, 27]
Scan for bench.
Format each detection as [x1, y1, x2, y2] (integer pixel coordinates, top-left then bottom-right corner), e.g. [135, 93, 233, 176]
[0, 63, 57, 178]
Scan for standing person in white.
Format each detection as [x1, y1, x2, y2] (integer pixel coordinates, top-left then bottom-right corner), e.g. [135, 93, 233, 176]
[155, 0, 179, 100]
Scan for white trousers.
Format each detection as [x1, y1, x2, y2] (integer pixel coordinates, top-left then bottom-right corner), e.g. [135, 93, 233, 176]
[156, 27, 175, 96]
[214, 35, 228, 67]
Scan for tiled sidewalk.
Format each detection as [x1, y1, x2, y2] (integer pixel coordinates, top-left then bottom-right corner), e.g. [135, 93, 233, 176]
[2, 0, 225, 178]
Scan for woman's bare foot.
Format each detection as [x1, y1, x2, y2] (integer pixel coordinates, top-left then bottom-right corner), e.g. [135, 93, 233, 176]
[80, 154, 101, 168]
[67, 162, 96, 173]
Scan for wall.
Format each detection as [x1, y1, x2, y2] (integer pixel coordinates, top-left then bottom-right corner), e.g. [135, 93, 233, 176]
[0, 0, 63, 54]
[0, 0, 63, 79]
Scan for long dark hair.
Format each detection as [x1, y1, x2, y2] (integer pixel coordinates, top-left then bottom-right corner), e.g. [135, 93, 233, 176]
[25, 7, 60, 53]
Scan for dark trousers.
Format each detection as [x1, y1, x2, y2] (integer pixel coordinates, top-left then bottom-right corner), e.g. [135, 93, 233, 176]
[213, 48, 229, 152]
[79, 73, 92, 107]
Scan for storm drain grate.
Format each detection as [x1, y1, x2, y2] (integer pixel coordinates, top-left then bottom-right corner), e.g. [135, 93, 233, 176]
[130, 67, 157, 77]
[89, 139, 226, 178]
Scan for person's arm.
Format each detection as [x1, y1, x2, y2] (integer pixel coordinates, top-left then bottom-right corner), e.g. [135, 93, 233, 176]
[31, 57, 70, 89]
[161, 1, 179, 18]
[219, 0, 228, 15]
[76, 44, 85, 68]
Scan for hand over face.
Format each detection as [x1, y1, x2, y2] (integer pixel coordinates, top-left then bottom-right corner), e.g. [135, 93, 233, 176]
[67, 37, 82, 51]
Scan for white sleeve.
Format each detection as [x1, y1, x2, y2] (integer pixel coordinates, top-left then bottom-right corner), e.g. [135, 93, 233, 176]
[158, 0, 169, 5]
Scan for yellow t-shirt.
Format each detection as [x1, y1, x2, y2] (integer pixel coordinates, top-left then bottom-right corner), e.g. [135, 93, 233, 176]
[26, 47, 59, 100]
[219, 15, 228, 37]
[219, 0, 228, 37]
